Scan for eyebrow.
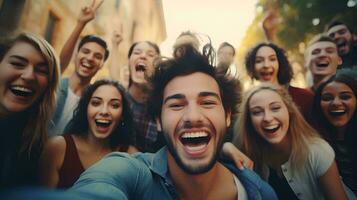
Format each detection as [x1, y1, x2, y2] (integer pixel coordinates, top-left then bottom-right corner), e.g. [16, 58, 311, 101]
[10, 55, 47, 66]
[163, 94, 185, 104]
[91, 96, 121, 101]
[9, 55, 29, 62]
[163, 91, 221, 104]
[198, 91, 221, 100]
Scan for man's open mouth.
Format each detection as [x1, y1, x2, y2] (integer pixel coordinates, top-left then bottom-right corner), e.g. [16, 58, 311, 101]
[181, 132, 211, 147]
[135, 63, 146, 72]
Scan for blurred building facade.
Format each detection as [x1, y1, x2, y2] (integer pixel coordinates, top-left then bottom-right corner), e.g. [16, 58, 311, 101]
[0, 0, 166, 86]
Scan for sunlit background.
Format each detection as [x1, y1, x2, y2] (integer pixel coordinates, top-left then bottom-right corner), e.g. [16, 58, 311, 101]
[160, 0, 258, 57]
[0, 0, 356, 88]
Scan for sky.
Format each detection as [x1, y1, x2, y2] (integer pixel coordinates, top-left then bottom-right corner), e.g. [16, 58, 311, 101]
[160, 0, 258, 57]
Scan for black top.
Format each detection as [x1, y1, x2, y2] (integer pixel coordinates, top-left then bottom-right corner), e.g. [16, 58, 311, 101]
[268, 168, 299, 200]
[0, 111, 40, 188]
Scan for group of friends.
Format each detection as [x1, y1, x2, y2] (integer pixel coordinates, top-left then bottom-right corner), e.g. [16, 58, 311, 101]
[1, 1, 357, 199]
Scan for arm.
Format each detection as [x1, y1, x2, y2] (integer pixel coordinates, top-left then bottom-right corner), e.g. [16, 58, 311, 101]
[221, 142, 254, 170]
[70, 154, 147, 199]
[59, 0, 104, 73]
[262, 10, 279, 43]
[38, 136, 66, 188]
[107, 28, 123, 81]
[318, 161, 347, 200]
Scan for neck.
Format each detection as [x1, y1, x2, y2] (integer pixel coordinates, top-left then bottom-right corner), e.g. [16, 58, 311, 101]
[69, 74, 91, 96]
[270, 135, 291, 166]
[336, 126, 347, 140]
[84, 131, 112, 152]
[128, 84, 149, 103]
[312, 75, 333, 91]
[167, 153, 236, 200]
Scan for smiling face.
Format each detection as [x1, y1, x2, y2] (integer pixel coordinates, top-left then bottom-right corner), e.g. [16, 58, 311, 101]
[249, 89, 289, 145]
[0, 41, 49, 115]
[128, 42, 159, 86]
[87, 85, 123, 140]
[320, 81, 356, 128]
[327, 24, 352, 56]
[158, 72, 230, 174]
[74, 42, 105, 80]
[254, 46, 279, 84]
[307, 41, 341, 77]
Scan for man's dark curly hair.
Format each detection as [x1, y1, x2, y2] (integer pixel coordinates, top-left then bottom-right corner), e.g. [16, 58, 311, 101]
[245, 43, 293, 85]
[64, 79, 134, 148]
[148, 44, 241, 121]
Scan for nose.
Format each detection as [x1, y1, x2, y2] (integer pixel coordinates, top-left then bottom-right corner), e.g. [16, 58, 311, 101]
[21, 66, 35, 81]
[85, 52, 96, 62]
[182, 104, 203, 126]
[263, 60, 270, 67]
[99, 104, 110, 116]
[263, 111, 273, 122]
[139, 52, 148, 60]
[331, 97, 343, 106]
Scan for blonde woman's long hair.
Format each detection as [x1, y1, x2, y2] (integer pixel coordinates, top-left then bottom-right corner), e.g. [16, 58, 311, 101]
[10, 33, 60, 157]
[234, 83, 320, 177]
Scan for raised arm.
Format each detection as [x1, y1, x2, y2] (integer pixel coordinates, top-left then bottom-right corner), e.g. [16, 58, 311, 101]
[59, 0, 104, 73]
[108, 26, 123, 81]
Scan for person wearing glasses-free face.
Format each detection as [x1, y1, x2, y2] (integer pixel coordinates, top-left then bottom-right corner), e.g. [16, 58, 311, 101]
[235, 83, 349, 200]
[245, 43, 314, 124]
[0, 32, 60, 187]
[313, 74, 357, 196]
[39, 80, 137, 189]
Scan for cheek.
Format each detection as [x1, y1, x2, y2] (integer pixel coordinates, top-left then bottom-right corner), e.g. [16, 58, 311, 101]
[320, 102, 331, 119]
[37, 75, 49, 90]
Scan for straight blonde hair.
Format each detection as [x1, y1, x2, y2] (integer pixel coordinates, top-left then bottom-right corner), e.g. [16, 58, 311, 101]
[234, 83, 321, 177]
[2, 33, 60, 156]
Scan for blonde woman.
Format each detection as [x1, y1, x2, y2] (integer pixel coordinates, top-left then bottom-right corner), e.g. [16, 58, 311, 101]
[0, 32, 60, 187]
[234, 83, 348, 200]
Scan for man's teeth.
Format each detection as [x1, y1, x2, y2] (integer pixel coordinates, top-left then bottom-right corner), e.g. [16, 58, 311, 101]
[82, 62, 91, 67]
[181, 132, 208, 139]
[11, 86, 33, 93]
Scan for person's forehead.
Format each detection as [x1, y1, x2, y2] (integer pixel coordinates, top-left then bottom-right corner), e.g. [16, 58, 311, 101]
[80, 42, 105, 52]
[219, 46, 234, 53]
[163, 72, 220, 98]
[134, 42, 156, 52]
[309, 41, 336, 50]
[327, 24, 349, 34]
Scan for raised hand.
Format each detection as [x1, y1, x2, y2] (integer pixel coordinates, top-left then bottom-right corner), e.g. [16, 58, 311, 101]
[112, 24, 123, 47]
[77, 0, 104, 25]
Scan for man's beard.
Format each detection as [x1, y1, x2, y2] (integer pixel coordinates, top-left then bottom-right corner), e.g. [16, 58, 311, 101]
[164, 132, 225, 175]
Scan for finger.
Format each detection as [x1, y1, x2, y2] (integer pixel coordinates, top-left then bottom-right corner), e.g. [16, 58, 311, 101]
[120, 23, 123, 34]
[234, 159, 245, 170]
[93, 0, 104, 10]
[90, 0, 96, 8]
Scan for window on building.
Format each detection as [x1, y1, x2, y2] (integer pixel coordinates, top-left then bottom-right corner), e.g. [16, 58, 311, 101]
[44, 11, 58, 44]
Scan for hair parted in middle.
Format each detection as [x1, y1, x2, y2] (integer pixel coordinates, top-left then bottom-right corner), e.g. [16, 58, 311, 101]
[64, 79, 134, 148]
[245, 43, 293, 85]
[148, 43, 241, 121]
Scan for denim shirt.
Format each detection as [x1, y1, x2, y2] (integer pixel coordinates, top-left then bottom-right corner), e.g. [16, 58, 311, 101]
[70, 147, 277, 200]
[49, 78, 69, 136]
